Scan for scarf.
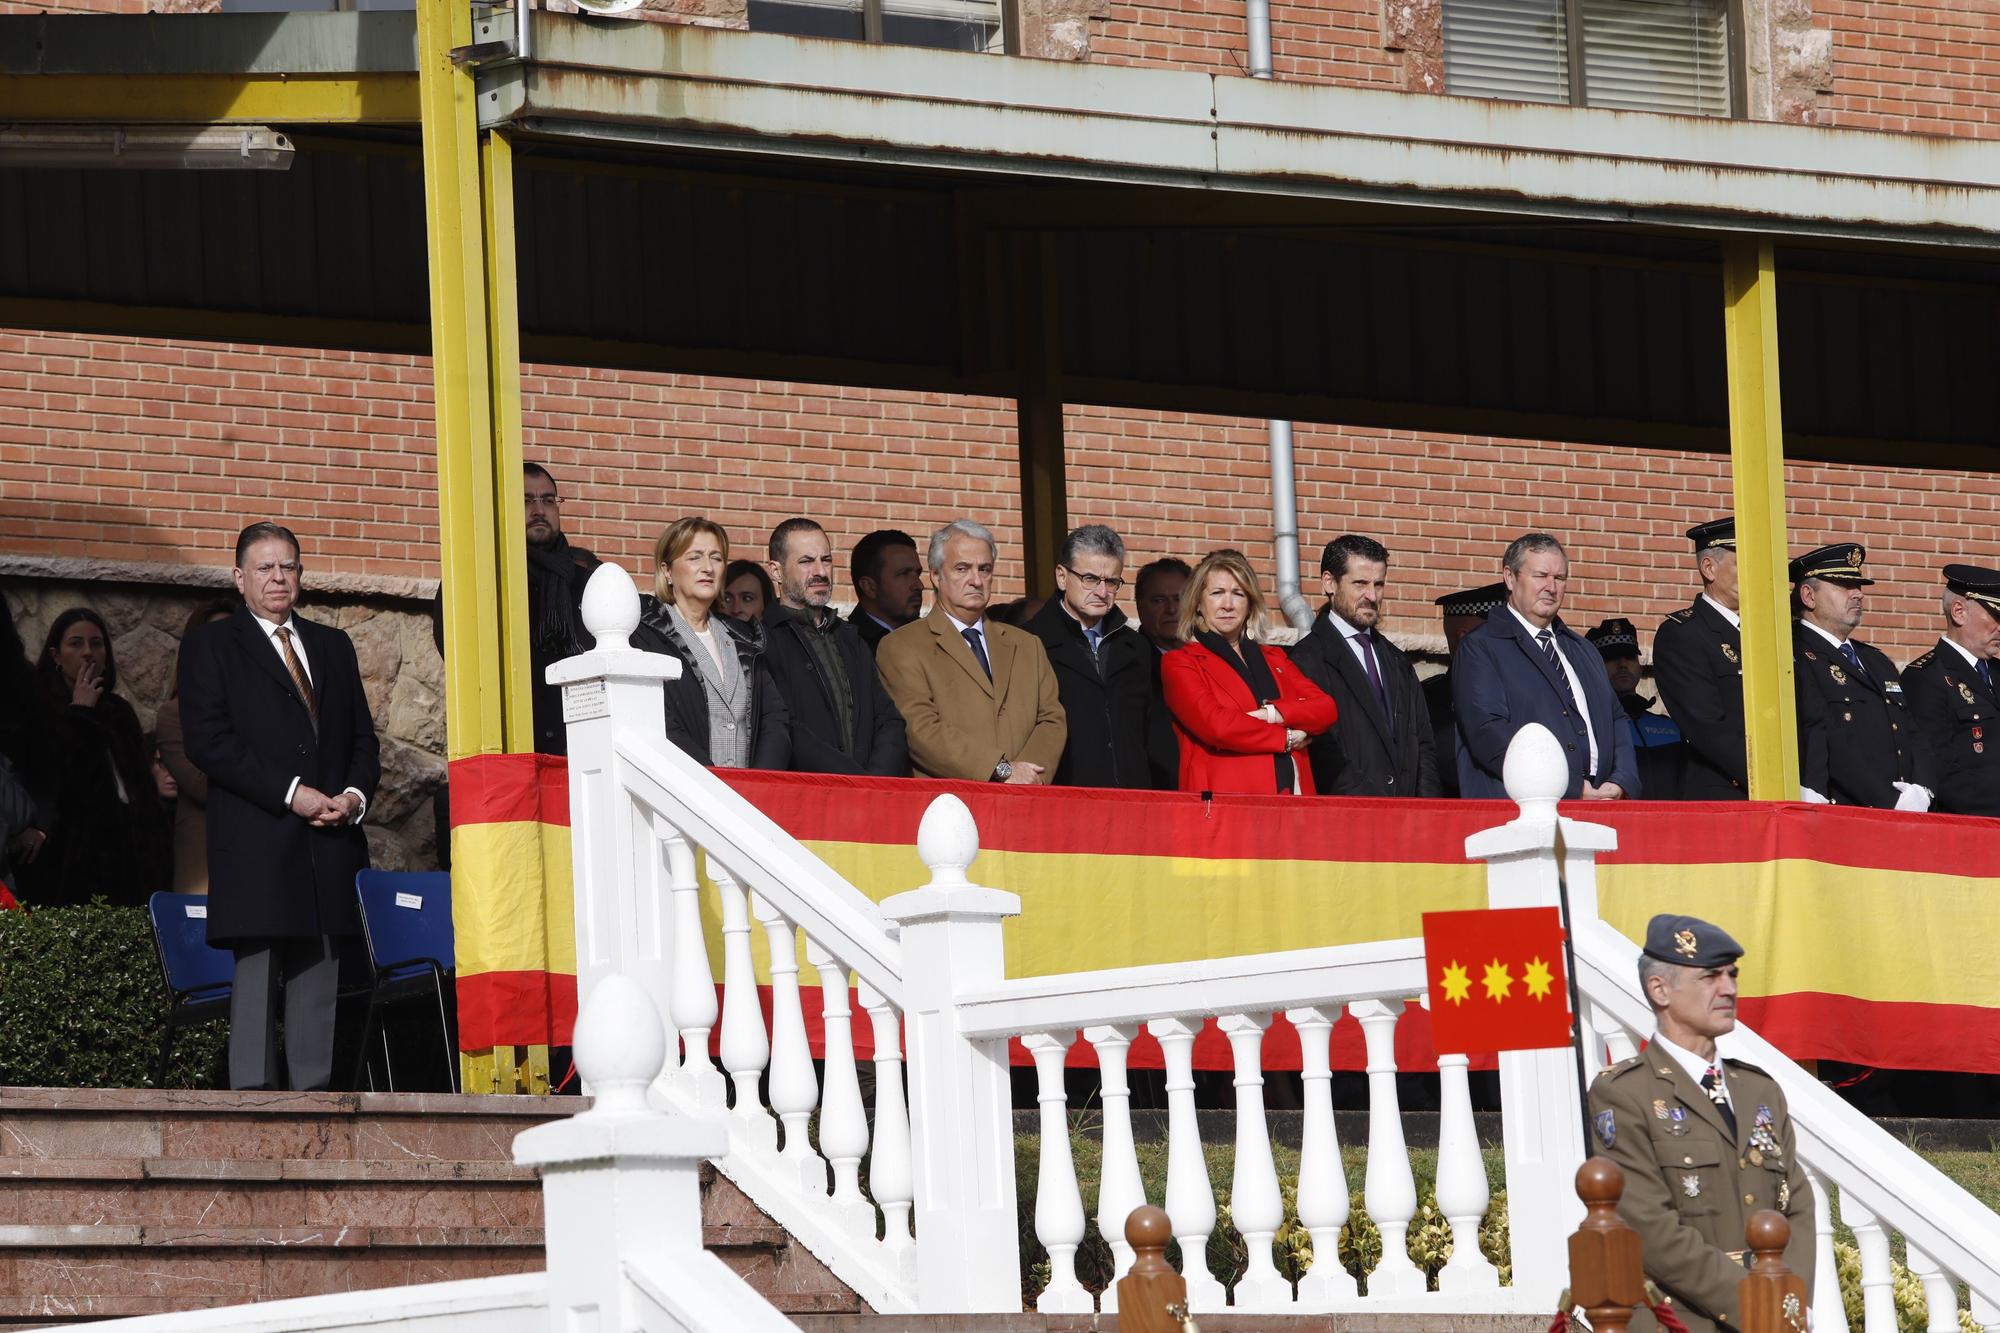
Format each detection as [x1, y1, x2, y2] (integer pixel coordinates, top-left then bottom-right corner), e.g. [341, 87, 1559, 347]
[527, 535, 588, 660]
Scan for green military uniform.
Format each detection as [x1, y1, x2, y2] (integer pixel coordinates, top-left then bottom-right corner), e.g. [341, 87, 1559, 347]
[1586, 918, 1815, 1333]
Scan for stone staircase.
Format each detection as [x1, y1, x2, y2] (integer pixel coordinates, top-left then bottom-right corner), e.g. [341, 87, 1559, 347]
[0, 1088, 862, 1328]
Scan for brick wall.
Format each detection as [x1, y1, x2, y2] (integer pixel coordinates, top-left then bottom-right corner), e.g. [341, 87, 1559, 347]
[1813, 0, 2000, 138]
[8, 328, 1997, 663]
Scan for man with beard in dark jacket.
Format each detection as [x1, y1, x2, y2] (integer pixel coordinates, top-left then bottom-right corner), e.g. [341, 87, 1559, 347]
[1025, 524, 1161, 789]
[522, 464, 600, 755]
[761, 518, 908, 776]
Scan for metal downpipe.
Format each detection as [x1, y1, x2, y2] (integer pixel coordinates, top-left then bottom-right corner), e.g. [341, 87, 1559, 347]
[1246, 0, 1313, 632]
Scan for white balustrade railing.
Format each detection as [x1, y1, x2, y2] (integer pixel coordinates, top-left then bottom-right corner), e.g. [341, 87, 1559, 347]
[552, 563, 2000, 1328]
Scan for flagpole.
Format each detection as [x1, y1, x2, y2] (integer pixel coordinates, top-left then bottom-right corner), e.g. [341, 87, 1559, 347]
[1552, 821, 1597, 1153]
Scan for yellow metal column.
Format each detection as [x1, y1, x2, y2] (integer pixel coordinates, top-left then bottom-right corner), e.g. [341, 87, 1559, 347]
[1722, 238, 1800, 801]
[418, 0, 538, 1091]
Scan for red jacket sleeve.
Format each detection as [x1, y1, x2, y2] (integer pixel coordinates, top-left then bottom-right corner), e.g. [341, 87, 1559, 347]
[1268, 648, 1338, 735]
[1162, 646, 1288, 754]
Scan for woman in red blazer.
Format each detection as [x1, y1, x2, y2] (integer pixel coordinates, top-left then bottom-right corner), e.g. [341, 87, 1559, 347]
[1161, 549, 1338, 796]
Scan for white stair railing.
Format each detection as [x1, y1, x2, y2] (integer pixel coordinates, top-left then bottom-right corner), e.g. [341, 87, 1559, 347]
[553, 564, 2000, 1328]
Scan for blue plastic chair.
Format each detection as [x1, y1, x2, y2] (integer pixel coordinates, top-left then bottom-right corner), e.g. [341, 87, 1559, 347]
[147, 892, 233, 1086]
[351, 870, 457, 1092]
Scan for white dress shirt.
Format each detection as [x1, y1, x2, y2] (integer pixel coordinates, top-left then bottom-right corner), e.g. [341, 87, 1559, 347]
[249, 611, 367, 823]
[1700, 593, 1741, 629]
[1508, 605, 1601, 779]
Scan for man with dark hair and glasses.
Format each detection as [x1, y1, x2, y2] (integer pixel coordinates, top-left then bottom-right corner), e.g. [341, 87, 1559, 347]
[1024, 524, 1164, 788]
[1288, 534, 1441, 797]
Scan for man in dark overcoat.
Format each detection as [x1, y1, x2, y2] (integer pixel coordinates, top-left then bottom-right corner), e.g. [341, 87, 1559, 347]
[178, 522, 380, 1091]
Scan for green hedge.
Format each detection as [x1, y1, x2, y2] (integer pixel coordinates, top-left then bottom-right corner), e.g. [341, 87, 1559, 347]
[0, 900, 224, 1089]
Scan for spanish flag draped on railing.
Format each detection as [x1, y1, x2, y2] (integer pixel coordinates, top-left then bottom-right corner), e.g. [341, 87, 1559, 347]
[448, 756, 2000, 1075]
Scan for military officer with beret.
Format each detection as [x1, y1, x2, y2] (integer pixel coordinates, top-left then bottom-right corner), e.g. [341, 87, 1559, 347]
[1792, 543, 1931, 810]
[1588, 617, 1687, 800]
[1901, 565, 2000, 817]
[1589, 916, 1814, 1333]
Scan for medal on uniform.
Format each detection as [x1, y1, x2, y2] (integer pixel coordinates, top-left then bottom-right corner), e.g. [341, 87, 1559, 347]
[1668, 1106, 1688, 1135]
[1653, 1099, 1669, 1121]
[1748, 1147, 1764, 1166]
[1778, 1179, 1790, 1211]
[1831, 664, 1847, 685]
[1961, 682, 1979, 705]
[1721, 644, 1739, 664]
[1683, 1174, 1702, 1198]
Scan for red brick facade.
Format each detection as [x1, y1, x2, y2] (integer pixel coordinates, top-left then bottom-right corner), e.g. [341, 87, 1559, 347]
[5, 0, 2000, 662]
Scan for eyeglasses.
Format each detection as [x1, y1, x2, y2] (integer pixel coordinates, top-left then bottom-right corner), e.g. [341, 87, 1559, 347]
[253, 562, 302, 577]
[1063, 566, 1125, 592]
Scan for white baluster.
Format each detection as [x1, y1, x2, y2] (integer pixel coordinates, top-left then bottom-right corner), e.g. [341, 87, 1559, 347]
[858, 979, 913, 1253]
[1023, 1032, 1090, 1313]
[1433, 1029, 1496, 1292]
[1148, 1016, 1226, 1311]
[710, 861, 774, 1151]
[1084, 1023, 1145, 1311]
[1844, 1196, 1896, 1333]
[1594, 1004, 1639, 1066]
[1350, 998, 1423, 1297]
[1218, 1012, 1288, 1308]
[752, 891, 826, 1196]
[1905, 1243, 1959, 1333]
[1971, 1289, 2000, 1333]
[1286, 1005, 1354, 1304]
[1809, 1166, 1849, 1333]
[805, 939, 872, 1235]
[662, 823, 724, 1106]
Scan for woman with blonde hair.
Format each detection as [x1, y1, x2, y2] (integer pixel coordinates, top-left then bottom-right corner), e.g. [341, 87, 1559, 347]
[1161, 549, 1336, 795]
[633, 517, 791, 769]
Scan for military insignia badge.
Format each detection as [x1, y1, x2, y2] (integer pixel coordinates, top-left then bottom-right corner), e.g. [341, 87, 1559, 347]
[1721, 643, 1739, 665]
[1830, 664, 1847, 685]
[1682, 1174, 1702, 1199]
[1962, 682, 1979, 705]
[1778, 1179, 1791, 1211]
[1755, 1104, 1773, 1127]
[1674, 929, 1698, 958]
[1594, 1110, 1617, 1149]
[1668, 1106, 1689, 1135]
[1805, 650, 1818, 661]
[1653, 1099, 1670, 1120]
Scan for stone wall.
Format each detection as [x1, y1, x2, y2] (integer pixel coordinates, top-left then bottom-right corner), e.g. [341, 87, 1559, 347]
[2, 559, 446, 875]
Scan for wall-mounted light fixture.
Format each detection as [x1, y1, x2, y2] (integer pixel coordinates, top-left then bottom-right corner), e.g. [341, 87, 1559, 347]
[0, 124, 294, 171]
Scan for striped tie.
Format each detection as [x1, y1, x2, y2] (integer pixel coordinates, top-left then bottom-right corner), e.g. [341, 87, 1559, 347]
[275, 626, 318, 721]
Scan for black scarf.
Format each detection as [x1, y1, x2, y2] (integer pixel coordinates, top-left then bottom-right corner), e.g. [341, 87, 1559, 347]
[527, 535, 588, 660]
[1194, 630, 1294, 792]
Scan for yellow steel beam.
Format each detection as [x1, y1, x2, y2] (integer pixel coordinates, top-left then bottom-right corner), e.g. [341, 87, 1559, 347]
[1723, 238, 1800, 801]
[0, 74, 420, 125]
[484, 129, 535, 754]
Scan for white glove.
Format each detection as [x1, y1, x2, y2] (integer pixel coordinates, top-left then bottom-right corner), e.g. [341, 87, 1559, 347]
[1892, 781, 1933, 813]
[1799, 786, 1830, 805]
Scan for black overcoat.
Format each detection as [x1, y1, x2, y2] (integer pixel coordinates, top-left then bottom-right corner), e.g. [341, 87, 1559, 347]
[763, 605, 908, 776]
[1023, 599, 1160, 789]
[176, 606, 380, 945]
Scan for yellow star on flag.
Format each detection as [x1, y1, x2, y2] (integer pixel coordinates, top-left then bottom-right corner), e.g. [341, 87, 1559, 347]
[1439, 960, 1471, 1006]
[1524, 956, 1556, 1001]
[1481, 959, 1513, 1002]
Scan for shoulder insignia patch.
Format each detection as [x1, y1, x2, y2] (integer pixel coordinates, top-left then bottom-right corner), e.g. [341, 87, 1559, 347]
[1668, 607, 1694, 623]
[1911, 650, 1936, 669]
[1594, 1109, 1617, 1149]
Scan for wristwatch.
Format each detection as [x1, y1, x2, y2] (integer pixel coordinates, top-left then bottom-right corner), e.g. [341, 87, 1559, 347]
[993, 759, 1013, 782]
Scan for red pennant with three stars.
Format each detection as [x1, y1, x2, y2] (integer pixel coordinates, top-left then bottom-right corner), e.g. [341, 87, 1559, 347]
[1421, 907, 1572, 1055]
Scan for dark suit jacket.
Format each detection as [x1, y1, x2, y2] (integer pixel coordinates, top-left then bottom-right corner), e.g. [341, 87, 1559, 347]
[763, 606, 907, 777]
[1653, 597, 1750, 801]
[1902, 639, 2000, 816]
[1288, 610, 1440, 797]
[847, 607, 895, 657]
[1453, 606, 1640, 800]
[1023, 599, 1160, 789]
[1792, 624, 1926, 809]
[177, 606, 380, 945]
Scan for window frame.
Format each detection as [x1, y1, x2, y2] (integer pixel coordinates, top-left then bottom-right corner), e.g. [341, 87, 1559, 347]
[1457, 0, 1747, 120]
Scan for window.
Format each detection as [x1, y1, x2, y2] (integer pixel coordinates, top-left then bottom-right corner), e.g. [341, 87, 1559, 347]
[748, 0, 1004, 54]
[1441, 0, 1737, 118]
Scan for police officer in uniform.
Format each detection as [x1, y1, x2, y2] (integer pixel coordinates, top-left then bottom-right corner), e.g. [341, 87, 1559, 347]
[1901, 564, 2000, 817]
[1423, 583, 1506, 799]
[1653, 520, 1754, 800]
[1792, 543, 1932, 810]
[1588, 617, 1687, 800]
[1588, 916, 1814, 1333]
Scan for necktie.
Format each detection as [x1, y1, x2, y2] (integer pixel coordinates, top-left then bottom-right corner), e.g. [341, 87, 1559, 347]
[1701, 1064, 1737, 1139]
[961, 626, 992, 679]
[1357, 629, 1394, 741]
[1980, 659, 1993, 695]
[274, 626, 317, 721]
[1537, 629, 1584, 712]
[1839, 640, 1872, 687]
[1085, 626, 1104, 672]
